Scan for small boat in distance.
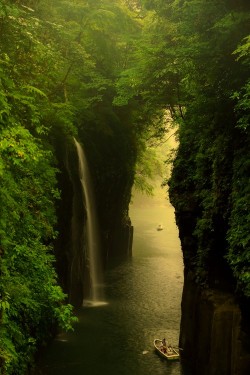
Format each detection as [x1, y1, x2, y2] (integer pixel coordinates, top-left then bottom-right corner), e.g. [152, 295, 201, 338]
[157, 224, 163, 231]
[154, 339, 180, 361]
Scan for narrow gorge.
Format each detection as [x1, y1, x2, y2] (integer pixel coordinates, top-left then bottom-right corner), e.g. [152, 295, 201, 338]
[0, 1, 249, 375]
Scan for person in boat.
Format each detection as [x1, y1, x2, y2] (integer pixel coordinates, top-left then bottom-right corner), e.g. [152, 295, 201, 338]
[161, 338, 167, 353]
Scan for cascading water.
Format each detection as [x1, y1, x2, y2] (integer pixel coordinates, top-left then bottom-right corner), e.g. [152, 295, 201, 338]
[74, 138, 106, 306]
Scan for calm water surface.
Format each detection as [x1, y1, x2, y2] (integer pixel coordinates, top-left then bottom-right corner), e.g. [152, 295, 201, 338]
[38, 186, 186, 375]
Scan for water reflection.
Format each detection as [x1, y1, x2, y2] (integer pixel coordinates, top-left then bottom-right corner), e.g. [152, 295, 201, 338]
[37, 185, 186, 375]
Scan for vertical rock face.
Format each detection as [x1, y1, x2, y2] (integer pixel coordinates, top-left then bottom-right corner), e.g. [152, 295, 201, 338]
[55, 140, 87, 307]
[171, 203, 250, 374]
[104, 217, 134, 260]
[180, 272, 250, 374]
[169, 129, 250, 373]
[54, 137, 134, 306]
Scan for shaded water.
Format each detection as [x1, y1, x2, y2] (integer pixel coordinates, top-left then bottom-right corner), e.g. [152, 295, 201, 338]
[37, 184, 186, 375]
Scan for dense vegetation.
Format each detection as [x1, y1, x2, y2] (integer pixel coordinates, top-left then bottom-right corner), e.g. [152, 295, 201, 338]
[0, 0, 249, 374]
[151, 0, 250, 297]
[115, 0, 250, 295]
[0, 1, 151, 373]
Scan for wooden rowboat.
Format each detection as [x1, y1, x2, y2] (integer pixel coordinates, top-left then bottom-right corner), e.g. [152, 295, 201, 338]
[154, 339, 180, 361]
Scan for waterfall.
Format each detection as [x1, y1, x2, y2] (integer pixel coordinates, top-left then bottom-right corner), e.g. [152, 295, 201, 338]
[74, 139, 106, 306]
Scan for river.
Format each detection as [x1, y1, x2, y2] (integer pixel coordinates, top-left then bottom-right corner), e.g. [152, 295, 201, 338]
[37, 183, 187, 375]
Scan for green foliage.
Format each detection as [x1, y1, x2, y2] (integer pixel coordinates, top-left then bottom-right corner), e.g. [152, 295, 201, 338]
[226, 143, 250, 297]
[0, 1, 144, 373]
[1, 0, 248, 372]
[134, 144, 162, 195]
[0, 124, 77, 374]
[138, 0, 250, 295]
[232, 35, 250, 131]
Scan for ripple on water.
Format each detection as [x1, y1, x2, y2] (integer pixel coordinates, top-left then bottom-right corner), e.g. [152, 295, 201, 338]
[37, 188, 186, 375]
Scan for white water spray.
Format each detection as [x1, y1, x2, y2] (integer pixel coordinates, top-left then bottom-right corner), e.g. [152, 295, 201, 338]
[74, 139, 106, 306]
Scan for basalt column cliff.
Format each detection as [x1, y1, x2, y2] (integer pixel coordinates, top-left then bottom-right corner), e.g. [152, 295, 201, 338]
[169, 122, 250, 374]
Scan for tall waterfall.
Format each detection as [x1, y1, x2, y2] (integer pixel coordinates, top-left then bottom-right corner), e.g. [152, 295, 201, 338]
[74, 139, 106, 306]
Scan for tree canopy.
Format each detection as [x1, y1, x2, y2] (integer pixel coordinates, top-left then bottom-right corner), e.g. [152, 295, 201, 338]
[0, 0, 249, 373]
